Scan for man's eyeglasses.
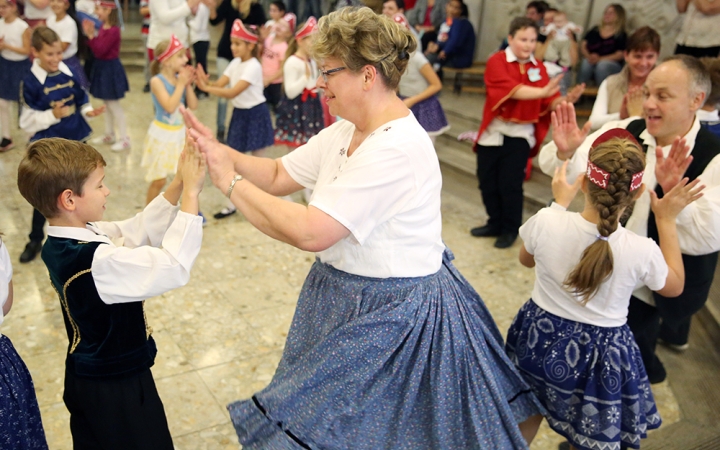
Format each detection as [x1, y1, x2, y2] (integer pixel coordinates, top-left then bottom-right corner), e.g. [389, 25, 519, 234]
[320, 66, 346, 83]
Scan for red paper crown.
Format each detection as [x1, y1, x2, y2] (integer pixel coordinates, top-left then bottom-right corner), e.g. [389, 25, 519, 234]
[283, 13, 297, 33]
[157, 35, 184, 63]
[392, 13, 410, 30]
[586, 128, 644, 191]
[295, 16, 317, 39]
[230, 19, 258, 44]
[96, 0, 117, 9]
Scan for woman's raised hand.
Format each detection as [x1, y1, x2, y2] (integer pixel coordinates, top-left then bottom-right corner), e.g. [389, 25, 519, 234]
[181, 107, 234, 189]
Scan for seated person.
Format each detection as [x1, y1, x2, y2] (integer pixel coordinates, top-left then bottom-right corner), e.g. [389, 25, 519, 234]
[538, 7, 556, 36]
[589, 26, 660, 130]
[699, 57, 720, 139]
[535, 10, 580, 94]
[406, 0, 447, 51]
[425, 0, 475, 71]
[500, 1, 549, 50]
[578, 3, 627, 86]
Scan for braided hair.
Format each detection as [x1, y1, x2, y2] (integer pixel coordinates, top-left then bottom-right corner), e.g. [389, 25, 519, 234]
[563, 138, 646, 305]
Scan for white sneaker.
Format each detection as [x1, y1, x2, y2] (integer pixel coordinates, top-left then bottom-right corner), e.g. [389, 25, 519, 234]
[91, 135, 115, 145]
[110, 138, 131, 152]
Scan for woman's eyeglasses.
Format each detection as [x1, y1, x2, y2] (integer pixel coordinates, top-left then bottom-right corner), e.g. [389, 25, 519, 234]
[320, 66, 346, 83]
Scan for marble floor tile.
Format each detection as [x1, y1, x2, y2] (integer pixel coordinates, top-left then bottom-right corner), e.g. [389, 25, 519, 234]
[39, 402, 72, 450]
[172, 423, 240, 450]
[155, 371, 230, 437]
[22, 350, 65, 406]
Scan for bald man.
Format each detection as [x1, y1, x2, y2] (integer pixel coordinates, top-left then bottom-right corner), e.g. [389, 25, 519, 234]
[538, 54, 720, 384]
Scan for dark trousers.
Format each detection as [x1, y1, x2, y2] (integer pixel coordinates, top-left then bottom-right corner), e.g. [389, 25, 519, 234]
[29, 209, 45, 243]
[627, 265, 715, 378]
[674, 44, 720, 59]
[63, 368, 174, 450]
[192, 40, 210, 73]
[475, 137, 530, 235]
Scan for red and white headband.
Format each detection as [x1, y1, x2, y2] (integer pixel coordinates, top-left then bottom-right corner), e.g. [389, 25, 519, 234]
[157, 35, 184, 62]
[392, 13, 410, 30]
[96, 0, 117, 9]
[586, 128, 644, 192]
[230, 19, 258, 44]
[283, 13, 297, 33]
[295, 16, 317, 39]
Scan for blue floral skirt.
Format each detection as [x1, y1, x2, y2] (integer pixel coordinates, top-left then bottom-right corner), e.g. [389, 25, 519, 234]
[506, 300, 661, 450]
[0, 334, 48, 449]
[274, 93, 324, 148]
[0, 57, 31, 101]
[228, 249, 543, 449]
[408, 95, 450, 137]
[227, 103, 274, 153]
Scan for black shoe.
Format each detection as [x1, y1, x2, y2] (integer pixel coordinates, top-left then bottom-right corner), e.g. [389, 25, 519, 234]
[213, 207, 237, 219]
[647, 359, 667, 384]
[142, 83, 150, 93]
[470, 224, 501, 237]
[217, 129, 226, 144]
[0, 137, 13, 152]
[558, 442, 570, 450]
[19, 241, 43, 263]
[494, 233, 517, 249]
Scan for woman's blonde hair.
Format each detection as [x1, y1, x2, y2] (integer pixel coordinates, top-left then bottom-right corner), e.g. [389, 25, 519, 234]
[150, 40, 170, 76]
[563, 138, 645, 305]
[601, 3, 626, 36]
[311, 7, 416, 90]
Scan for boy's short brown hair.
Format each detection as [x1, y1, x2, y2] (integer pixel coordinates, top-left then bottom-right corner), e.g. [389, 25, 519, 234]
[509, 17, 539, 37]
[17, 139, 107, 219]
[31, 26, 60, 51]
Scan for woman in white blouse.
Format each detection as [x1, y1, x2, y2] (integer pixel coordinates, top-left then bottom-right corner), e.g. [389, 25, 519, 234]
[183, 7, 542, 449]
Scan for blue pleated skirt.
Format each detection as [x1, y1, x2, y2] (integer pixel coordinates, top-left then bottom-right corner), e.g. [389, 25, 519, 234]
[274, 93, 324, 148]
[506, 300, 661, 450]
[228, 249, 543, 449]
[89, 58, 128, 100]
[226, 103, 274, 153]
[0, 57, 31, 101]
[0, 334, 48, 449]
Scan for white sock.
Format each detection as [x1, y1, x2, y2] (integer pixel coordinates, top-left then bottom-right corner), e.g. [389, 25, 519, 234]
[104, 101, 115, 137]
[106, 100, 128, 140]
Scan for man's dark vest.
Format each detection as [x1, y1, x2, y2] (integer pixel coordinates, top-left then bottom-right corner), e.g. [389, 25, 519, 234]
[626, 119, 720, 296]
[42, 237, 157, 379]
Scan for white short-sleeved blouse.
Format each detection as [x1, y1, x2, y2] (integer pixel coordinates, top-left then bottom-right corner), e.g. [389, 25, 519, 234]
[282, 114, 445, 278]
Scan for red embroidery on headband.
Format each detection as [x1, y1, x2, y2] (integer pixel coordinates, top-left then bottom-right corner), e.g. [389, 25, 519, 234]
[586, 162, 610, 189]
[96, 0, 117, 9]
[230, 19, 258, 43]
[283, 13, 297, 33]
[630, 171, 644, 191]
[295, 17, 317, 39]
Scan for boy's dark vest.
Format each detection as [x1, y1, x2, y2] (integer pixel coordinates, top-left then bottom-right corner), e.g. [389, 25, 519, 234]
[626, 119, 720, 297]
[42, 237, 157, 379]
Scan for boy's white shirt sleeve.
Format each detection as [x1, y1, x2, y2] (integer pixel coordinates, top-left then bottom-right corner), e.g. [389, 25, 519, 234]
[674, 154, 720, 254]
[588, 80, 620, 131]
[91, 210, 203, 305]
[19, 106, 61, 135]
[92, 193, 181, 248]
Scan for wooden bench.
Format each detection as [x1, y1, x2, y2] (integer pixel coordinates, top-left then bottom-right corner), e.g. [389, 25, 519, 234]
[442, 62, 486, 94]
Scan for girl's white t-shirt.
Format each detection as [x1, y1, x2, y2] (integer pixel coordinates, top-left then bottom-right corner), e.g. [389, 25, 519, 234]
[282, 114, 445, 278]
[0, 17, 29, 61]
[0, 241, 12, 330]
[223, 57, 266, 109]
[23, 1, 53, 20]
[47, 14, 78, 59]
[520, 206, 668, 327]
[398, 51, 430, 98]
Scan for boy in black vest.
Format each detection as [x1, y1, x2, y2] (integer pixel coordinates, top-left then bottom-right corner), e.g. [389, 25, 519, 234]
[16, 138, 206, 450]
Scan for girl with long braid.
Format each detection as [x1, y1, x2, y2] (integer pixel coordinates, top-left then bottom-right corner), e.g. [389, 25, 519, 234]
[505, 129, 703, 450]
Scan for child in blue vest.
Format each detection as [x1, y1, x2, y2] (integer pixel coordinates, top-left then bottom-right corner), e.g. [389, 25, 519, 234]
[17, 137, 206, 449]
[18, 26, 104, 264]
